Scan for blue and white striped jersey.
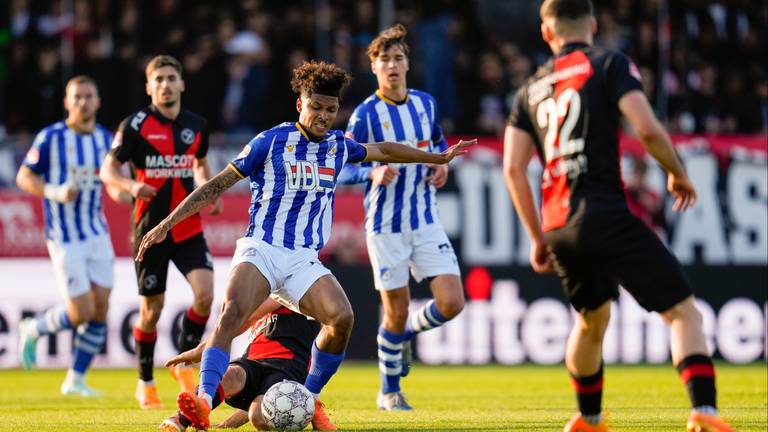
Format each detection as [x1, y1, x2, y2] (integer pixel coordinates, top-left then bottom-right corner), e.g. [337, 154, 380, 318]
[22, 121, 112, 243]
[342, 89, 448, 235]
[229, 122, 368, 251]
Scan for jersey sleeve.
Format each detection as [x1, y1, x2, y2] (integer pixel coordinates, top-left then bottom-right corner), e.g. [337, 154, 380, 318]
[23, 130, 52, 176]
[229, 133, 271, 178]
[507, 86, 535, 135]
[196, 120, 209, 159]
[109, 118, 137, 163]
[343, 136, 368, 163]
[337, 163, 372, 185]
[345, 104, 369, 143]
[604, 52, 644, 105]
[428, 96, 448, 152]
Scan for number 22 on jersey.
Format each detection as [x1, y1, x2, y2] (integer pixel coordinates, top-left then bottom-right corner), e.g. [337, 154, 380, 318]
[535, 88, 584, 162]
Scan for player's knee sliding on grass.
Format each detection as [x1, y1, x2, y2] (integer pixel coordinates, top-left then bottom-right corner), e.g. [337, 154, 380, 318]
[504, 1, 734, 430]
[16, 75, 115, 398]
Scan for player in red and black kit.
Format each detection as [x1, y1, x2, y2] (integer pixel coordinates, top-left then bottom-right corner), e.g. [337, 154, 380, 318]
[158, 299, 320, 431]
[100, 55, 223, 409]
[503, 1, 733, 431]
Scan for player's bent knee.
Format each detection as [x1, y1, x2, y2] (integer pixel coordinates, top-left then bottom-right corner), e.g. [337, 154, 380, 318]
[217, 301, 248, 333]
[437, 296, 465, 319]
[660, 296, 700, 325]
[327, 307, 354, 337]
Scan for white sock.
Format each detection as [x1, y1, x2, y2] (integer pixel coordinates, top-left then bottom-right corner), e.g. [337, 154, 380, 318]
[202, 393, 213, 408]
[694, 405, 718, 416]
[65, 369, 84, 384]
[583, 413, 603, 425]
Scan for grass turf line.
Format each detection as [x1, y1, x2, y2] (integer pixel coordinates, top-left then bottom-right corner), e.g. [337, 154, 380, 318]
[0, 363, 765, 431]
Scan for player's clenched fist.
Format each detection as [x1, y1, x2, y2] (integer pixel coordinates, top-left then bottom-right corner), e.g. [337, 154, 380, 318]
[135, 222, 169, 261]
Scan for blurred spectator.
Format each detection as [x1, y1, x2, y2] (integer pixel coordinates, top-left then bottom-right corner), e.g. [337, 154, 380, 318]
[624, 156, 666, 236]
[0, 0, 765, 136]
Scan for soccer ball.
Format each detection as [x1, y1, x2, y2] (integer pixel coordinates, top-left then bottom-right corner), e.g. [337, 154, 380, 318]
[261, 380, 315, 431]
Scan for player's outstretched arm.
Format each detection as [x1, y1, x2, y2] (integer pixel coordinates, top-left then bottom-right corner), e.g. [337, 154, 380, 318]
[136, 167, 242, 261]
[502, 125, 554, 274]
[363, 139, 476, 164]
[619, 90, 697, 211]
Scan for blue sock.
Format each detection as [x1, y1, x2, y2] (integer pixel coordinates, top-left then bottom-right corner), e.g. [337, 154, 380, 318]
[72, 321, 106, 374]
[35, 305, 72, 336]
[377, 326, 405, 393]
[404, 300, 449, 340]
[198, 347, 230, 399]
[304, 342, 345, 396]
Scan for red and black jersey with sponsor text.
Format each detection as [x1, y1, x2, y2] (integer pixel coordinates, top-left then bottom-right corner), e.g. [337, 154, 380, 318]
[508, 43, 643, 232]
[244, 307, 320, 376]
[110, 106, 209, 243]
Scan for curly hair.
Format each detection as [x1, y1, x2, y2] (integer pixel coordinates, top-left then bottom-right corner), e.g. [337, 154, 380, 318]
[290, 61, 352, 99]
[367, 23, 409, 59]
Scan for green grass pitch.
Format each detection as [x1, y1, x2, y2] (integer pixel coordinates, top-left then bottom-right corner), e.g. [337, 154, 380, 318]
[0, 363, 765, 431]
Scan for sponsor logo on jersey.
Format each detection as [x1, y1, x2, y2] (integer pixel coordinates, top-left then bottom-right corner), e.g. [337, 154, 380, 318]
[146, 134, 168, 140]
[143, 154, 195, 178]
[284, 161, 336, 191]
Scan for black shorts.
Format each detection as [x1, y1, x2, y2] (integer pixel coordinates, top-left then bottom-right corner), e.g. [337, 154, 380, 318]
[134, 233, 213, 296]
[225, 358, 305, 411]
[544, 205, 692, 313]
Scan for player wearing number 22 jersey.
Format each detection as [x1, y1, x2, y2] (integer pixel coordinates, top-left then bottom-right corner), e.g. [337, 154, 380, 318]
[505, 1, 732, 431]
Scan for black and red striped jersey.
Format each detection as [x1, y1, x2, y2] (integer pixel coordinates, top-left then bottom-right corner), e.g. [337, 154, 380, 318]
[508, 42, 643, 232]
[244, 307, 320, 374]
[110, 106, 209, 243]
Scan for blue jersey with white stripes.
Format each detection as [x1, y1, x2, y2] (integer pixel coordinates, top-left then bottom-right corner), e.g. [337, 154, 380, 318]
[229, 122, 368, 251]
[23, 121, 112, 243]
[343, 89, 448, 235]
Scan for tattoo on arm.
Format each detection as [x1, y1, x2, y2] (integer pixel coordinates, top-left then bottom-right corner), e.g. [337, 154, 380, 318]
[166, 168, 240, 227]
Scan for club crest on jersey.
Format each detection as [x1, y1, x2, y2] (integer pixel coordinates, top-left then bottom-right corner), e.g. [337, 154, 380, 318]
[383, 121, 391, 130]
[180, 128, 195, 145]
[328, 143, 337, 154]
[287, 144, 295, 153]
[420, 111, 429, 125]
[284, 161, 336, 190]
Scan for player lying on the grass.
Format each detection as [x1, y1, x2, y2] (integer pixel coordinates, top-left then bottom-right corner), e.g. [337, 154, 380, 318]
[137, 60, 475, 431]
[159, 297, 318, 431]
[504, 1, 734, 431]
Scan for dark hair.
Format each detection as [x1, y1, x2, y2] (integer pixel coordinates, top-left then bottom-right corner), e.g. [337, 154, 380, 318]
[367, 24, 409, 59]
[65, 75, 98, 92]
[539, 0, 593, 20]
[145, 55, 183, 79]
[290, 60, 351, 99]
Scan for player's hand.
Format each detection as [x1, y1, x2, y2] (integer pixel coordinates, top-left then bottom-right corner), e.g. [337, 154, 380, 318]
[439, 139, 476, 163]
[530, 239, 555, 274]
[136, 222, 169, 262]
[130, 181, 157, 201]
[44, 183, 79, 203]
[425, 163, 449, 188]
[370, 165, 399, 186]
[209, 196, 224, 215]
[165, 342, 205, 367]
[667, 174, 697, 212]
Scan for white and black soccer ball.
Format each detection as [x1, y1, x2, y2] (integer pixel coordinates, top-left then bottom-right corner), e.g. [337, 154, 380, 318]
[261, 380, 315, 431]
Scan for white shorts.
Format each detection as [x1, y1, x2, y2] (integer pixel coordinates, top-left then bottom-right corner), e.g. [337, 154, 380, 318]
[366, 223, 460, 291]
[230, 237, 332, 312]
[47, 234, 115, 299]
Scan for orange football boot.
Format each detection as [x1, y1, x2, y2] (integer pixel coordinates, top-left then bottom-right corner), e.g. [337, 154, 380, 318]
[136, 381, 162, 409]
[169, 364, 198, 394]
[686, 412, 735, 432]
[564, 413, 609, 432]
[177, 391, 211, 430]
[312, 399, 337, 431]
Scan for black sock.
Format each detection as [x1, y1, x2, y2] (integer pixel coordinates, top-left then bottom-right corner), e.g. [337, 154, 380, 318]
[133, 327, 157, 382]
[570, 363, 604, 416]
[179, 307, 209, 352]
[177, 412, 192, 427]
[676, 354, 717, 409]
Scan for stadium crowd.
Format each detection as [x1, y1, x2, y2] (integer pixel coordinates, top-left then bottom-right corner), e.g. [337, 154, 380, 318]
[2, 0, 766, 139]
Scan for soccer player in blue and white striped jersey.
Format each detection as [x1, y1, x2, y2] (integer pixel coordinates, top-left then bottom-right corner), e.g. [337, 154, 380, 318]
[16, 76, 121, 396]
[338, 24, 466, 411]
[135, 61, 474, 430]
